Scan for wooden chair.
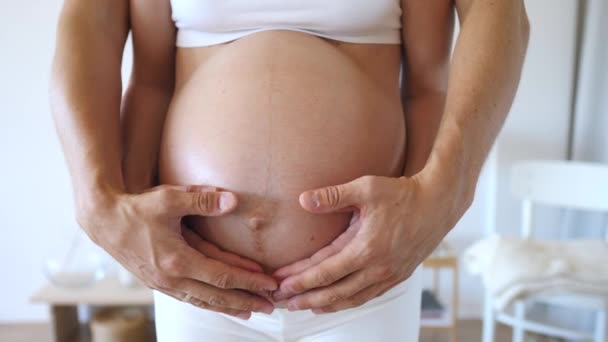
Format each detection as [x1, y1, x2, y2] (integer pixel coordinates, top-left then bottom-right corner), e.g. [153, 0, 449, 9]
[482, 160, 608, 342]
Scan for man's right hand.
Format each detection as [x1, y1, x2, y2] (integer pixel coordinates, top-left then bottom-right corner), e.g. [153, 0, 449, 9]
[77, 185, 277, 319]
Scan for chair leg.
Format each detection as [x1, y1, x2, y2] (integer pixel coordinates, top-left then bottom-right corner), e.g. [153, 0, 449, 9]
[512, 301, 526, 342]
[594, 309, 606, 342]
[482, 291, 495, 342]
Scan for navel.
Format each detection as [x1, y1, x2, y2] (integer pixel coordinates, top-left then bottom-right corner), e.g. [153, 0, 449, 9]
[247, 216, 267, 231]
[244, 215, 267, 254]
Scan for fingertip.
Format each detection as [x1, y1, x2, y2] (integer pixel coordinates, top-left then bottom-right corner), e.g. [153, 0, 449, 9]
[246, 262, 264, 273]
[271, 268, 287, 281]
[236, 312, 251, 320]
[219, 192, 238, 211]
[264, 282, 279, 292]
[272, 290, 290, 302]
[298, 192, 308, 208]
[259, 277, 278, 291]
[273, 275, 287, 282]
[259, 304, 274, 315]
[240, 259, 264, 273]
[299, 191, 319, 211]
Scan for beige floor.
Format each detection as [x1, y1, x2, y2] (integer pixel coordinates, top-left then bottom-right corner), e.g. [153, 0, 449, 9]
[0, 320, 519, 342]
[421, 320, 512, 342]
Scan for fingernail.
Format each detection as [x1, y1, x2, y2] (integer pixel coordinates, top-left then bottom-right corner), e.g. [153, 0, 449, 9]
[273, 273, 287, 281]
[264, 283, 278, 291]
[219, 193, 236, 211]
[259, 306, 274, 315]
[237, 312, 251, 320]
[311, 192, 321, 208]
[273, 291, 289, 302]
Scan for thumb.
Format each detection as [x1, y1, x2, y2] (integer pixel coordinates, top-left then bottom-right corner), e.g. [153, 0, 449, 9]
[170, 188, 238, 216]
[299, 180, 361, 213]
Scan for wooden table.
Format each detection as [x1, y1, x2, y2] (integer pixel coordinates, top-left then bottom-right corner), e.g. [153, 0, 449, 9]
[421, 243, 460, 342]
[30, 277, 153, 342]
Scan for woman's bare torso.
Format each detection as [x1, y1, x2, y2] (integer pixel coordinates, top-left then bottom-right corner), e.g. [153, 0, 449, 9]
[159, 31, 405, 272]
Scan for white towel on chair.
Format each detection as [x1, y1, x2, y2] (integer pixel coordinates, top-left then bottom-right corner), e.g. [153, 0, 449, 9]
[463, 235, 608, 309]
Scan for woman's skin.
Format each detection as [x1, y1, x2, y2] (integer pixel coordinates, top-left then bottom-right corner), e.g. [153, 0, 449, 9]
[51, 0, 529, 319]
[127, 1, 453, 274]
[125, 0, 452, 301]
[160, 31, 406, 273]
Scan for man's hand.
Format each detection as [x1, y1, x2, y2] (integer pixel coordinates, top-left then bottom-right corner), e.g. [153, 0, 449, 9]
[272, 173, 470, 313]
[78, 186, 277, 319]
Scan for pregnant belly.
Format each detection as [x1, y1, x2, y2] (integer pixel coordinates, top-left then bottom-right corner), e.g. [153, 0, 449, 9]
[159, 31, 406, 272]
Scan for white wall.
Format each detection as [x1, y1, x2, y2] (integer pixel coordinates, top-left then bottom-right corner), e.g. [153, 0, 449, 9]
[0, 0, 579, 322]
[0, 0, 133, 322]
[494, 0, 578, 238]
[1, 0, 69, 322]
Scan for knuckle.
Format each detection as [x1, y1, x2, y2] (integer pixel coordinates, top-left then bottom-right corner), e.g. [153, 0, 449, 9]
[358, 175, 376, 195]
[193, 193, 218, 214]
[288, 281, 304, 293]
[325, 291, 343, 304]
[157, 189, 175, 210]
[159, 253, 184, 276]
[191, 298, 209, 309]
[206, 295, 227, 307]
[244, 274, 263, 292]
[355, 243, 376, 261]
[325, 186, 342, 208]
[150, 273, 172, 289]
[241, 300, 256, 312]
[163, 277, 179, 289]
[315, 270, 335, 286]
[377, 264, 395, 279]
[350, 296, 367, 308]
[231, 299, 252, 312]
[213, 272, 234, 289]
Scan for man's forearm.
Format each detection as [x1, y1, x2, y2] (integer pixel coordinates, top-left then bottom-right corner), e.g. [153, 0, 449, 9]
[50, 1, 129, 210]
[425, 0, 530, 201]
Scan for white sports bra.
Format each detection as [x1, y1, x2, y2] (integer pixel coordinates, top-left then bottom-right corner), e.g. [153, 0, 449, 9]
[170, 0, 402, 47]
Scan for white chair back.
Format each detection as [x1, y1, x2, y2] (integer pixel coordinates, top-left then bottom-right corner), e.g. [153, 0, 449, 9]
[510, 160, 608, 238]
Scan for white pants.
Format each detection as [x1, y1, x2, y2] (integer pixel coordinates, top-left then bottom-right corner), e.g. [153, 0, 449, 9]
[154, 266, 422, 342]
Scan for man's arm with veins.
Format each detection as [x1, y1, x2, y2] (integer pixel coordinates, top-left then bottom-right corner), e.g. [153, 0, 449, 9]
[422, 0, 530, 207]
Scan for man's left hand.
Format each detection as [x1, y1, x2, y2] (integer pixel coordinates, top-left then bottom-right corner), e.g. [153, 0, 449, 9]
[271, 173, 469, 313]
